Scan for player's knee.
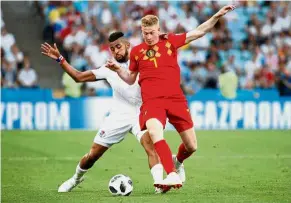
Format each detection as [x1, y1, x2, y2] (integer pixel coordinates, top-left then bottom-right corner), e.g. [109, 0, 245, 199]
[89, 144, 108, 159]
[88, 149, 104, 162]
[185, 143, 197, 153]
[148, 128, 163, 142]
[147, 124, 163, 138]
[140, 132, 158, 158]
[146, 119, 163, 135]
[141, 138, 154, 155]
[83, 153, 97, 163]
[148, 128, 159, 137]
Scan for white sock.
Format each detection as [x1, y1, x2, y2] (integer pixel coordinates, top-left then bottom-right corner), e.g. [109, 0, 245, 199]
[73, 163, 88, 180]
[151, 163, 163, 182]
[175, 156, 182, 168]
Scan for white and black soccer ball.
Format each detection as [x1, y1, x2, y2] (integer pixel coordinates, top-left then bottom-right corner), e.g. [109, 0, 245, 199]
[108, 174, 133, 196]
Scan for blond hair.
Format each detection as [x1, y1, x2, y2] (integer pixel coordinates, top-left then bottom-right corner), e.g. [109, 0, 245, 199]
[141, 15, 159, 27]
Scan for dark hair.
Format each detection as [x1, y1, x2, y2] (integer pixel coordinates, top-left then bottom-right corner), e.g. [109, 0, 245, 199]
[1, 48, 4, 58]
[108, 31, 124, 42]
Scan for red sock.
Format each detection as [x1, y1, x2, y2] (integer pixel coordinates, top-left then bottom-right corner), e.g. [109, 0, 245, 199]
[176, 143, 193, 163]
[154, 140, 175, 174]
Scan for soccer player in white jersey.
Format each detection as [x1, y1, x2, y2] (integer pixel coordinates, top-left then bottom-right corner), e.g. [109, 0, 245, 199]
[41, 32, 165, 193]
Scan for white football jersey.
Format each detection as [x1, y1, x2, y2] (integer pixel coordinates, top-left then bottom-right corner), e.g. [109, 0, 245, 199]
[91, 61, 142, 114]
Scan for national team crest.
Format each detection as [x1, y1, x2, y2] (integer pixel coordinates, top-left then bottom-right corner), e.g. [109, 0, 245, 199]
[146, 49, 156, 58]
[141, 45, 161, 68]
[99, 130, 106, 138]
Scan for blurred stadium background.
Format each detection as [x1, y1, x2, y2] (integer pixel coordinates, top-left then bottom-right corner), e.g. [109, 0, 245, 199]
[1, 1, 291, 202]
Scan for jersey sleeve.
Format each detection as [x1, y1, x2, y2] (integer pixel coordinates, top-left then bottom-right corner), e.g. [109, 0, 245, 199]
[168, 33, 187, 49]
[129, 48, 139, 72]
[91, 65, 110, 80]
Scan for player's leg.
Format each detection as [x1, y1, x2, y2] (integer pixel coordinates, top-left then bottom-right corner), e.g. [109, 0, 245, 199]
[58, 114, 131, 192]
[140, 131, 166, 193]
[58, 142, 109, 192]
[177, 128, 197, 162]
[145, 118, 175, 173]
[168, 101, 197, 183]
[146, 119, 182, 189]
[173, 128, 197, 183]
[134, 128, 163, 181]
[140, 131, 161, 169]
[140, 104, 182, 189]
[141, 105, 174, 175]
[132, 122, 168, 193]
[77, 143, 109, 176]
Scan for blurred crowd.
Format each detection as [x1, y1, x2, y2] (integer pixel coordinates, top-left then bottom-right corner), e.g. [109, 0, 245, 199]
[35, 1, 291, 96]
[1, 9, 38, 88]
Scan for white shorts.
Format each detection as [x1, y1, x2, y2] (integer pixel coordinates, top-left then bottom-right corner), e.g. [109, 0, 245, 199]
[94, 112, 146, 148]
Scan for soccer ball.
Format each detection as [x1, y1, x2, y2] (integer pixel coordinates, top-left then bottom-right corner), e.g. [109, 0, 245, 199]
[108, 174, 133, 196]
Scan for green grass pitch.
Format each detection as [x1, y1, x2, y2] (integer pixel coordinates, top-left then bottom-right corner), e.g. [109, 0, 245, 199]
[2, 130, 291, 203]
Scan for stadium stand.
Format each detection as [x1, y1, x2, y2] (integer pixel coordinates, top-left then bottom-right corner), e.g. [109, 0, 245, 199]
[1, 8, 38, 88]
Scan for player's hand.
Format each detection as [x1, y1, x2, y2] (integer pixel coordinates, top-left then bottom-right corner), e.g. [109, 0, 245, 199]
[41, 42, 61, 60]
[105, 59, 121, 72]
[215, 5, 236, 18]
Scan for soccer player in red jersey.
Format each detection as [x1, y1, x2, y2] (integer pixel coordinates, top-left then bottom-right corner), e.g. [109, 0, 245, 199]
[107, 5, 236, 190]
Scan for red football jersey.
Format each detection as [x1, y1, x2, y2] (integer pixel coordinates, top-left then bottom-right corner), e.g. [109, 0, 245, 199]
[129, 33, 187, 103]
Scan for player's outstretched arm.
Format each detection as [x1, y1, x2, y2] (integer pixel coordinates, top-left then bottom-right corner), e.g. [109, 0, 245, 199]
[185, 5, 236, 44]
[41, 42, 96, 83]
[106, 59, 138, 85]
